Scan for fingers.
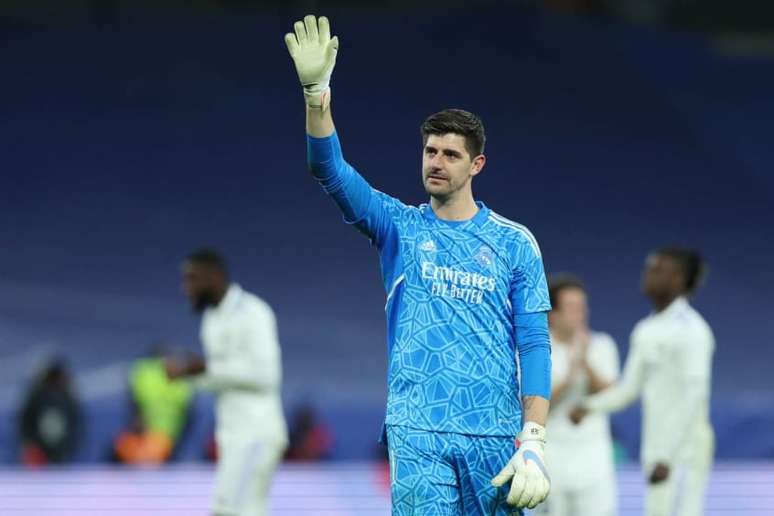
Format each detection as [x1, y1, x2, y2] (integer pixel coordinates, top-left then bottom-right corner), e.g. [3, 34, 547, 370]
[294, 20, 307, 44]
[524, 476, 549, 509]
[284, 33, 299, 56]
[304, 14, 319, 43]
[318, 16, 331, 43]
[325, 35, 339, 64]
[506, 473, 526, 505]
[490, 464, 513, 487]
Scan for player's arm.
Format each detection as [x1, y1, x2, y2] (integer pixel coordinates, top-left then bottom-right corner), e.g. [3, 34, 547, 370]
[571, 330, 646, 423]
[167, 309, 280, 392]
[196, 309, 281, 393]
[581, 333, 620, 394]
[491, 237, 552, 509]
[649, 326, 713, 483]
[285, 15, 395, 246]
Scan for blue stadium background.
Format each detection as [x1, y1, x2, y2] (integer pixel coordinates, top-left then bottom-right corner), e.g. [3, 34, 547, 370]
[1, 6, 773, 462]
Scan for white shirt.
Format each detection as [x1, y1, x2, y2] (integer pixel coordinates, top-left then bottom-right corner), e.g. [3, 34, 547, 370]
[546, 331, 620, 487]
[586, 297, 714, 467]
[197, 284, 288, 444]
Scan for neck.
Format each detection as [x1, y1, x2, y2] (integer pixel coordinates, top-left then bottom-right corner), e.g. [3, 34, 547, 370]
[430, 192, 478, 221]
[651, 292, 680, 312]
[213, 283, 229, 306]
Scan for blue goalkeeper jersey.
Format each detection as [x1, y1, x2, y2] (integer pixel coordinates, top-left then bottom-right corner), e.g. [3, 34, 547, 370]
[308, 132, 551, 437]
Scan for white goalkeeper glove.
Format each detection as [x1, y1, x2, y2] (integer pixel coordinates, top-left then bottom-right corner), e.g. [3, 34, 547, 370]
[491, 421, 550, 509]
[284, 14, 339, 110]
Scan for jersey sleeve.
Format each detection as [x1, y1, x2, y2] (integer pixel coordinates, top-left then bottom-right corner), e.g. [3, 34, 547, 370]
[508, 234, 551, 315]
[307, 132, 401, 248]
[515, 311, 551, 399]
[195, 305, 281, 393]
[660, 323, 714, 461]
[585, 326, 646, 413]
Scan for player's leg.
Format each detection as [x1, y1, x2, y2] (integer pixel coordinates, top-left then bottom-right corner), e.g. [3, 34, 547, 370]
[387, 425, 461, 516]
[211, 437, 282, 516]
[453, 433, 521, 516]
[572, 470, 617, 516]
[239, 439, 287, 516]
[530, 484, 569, 516]
[644, 466, 680, 516]
[678, 426, 714, 516]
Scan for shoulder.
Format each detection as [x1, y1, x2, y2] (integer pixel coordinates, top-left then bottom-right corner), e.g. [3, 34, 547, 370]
[237, 290, 276, 322]
[372, 189, 419, 216]
[675, 304, 715, 347]
[591, 331, 617, 351]
[485, 210, 542, 258]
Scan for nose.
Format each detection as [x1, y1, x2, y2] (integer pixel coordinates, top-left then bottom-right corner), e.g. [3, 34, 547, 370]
[429, 153, 444, 170]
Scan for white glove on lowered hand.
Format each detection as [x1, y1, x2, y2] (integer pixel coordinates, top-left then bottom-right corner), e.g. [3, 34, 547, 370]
[491, 421, 551, 509]
[284, 14, 339, 110]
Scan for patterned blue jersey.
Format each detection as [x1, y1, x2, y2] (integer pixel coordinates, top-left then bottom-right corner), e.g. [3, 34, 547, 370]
[308, 132, 551, 437]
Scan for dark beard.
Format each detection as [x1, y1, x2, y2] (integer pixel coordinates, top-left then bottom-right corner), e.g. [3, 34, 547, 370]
[192, 290, 219, 313]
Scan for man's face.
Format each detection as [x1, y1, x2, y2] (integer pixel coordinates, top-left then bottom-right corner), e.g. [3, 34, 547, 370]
[551, 288, 589, 336]
[422, 133, 484, 200]
[181, 261, 220, 313]
[642, 253, 681, 299]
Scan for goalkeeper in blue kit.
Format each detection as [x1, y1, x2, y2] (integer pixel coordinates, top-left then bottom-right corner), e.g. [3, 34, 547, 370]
[285, 16, 552, 515]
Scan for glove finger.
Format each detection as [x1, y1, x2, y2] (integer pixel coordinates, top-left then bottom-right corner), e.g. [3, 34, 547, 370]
[490, 465, 513, 487]
[525, 483, 542, 509]
[284, 33, 299, 57]
[506, 474, 526, 505]
[516, 477, 535, 508]
[527, 478, 549, 509]
[325, 36, 339, 66]
[318, 16, 331, 43]
[294, 20, 307, 44]
[304, 14, 319, 43]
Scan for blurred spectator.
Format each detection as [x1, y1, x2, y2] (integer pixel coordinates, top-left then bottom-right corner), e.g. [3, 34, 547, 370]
[284, 404, 333, 461]
[18, 358, 82, 466]
[113, 347, 193, 465]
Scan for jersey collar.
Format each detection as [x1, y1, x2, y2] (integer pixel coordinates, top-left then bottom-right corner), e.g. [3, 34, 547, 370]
[422, 200, 489, 227]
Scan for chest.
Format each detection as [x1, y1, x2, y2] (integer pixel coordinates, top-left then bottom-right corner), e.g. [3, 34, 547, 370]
[201, 314, 242, 358]
[402, 227, 512, 293]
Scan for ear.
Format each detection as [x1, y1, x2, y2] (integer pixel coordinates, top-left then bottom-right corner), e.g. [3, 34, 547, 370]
[470, 154, 486, 177]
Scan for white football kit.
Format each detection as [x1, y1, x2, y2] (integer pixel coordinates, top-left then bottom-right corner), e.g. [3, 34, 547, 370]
[535, 332, 620, 516]
[585, 297, 714, 516]
[197, 284, 288, 516]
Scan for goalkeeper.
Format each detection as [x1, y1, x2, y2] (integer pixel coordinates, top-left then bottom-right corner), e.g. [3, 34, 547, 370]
[284, 15, 552, 514]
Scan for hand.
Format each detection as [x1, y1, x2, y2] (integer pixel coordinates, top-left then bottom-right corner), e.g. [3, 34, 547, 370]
[569, 406, 588, 425]
[491, 422, 550, 509]
[649, 463, 670, 484]
[164, 357, 186, 379]
[164, 355, 205, 379]
[285, 15, 339, 109]
[570, 329, 591, 369]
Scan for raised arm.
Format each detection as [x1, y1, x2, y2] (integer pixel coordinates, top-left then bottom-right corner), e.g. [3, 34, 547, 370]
[285, 15, 399, 247]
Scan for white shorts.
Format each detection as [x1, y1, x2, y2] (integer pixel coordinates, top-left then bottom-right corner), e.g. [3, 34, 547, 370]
[533, 470, 616, 516]
[211, 438, 286, 516]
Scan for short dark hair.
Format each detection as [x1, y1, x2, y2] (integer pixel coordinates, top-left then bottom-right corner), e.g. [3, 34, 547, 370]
[654, 246, 706, 294]
[421, 108, 486, 158]
[548, 273, 586, 310]
[186, 248, 228, 276]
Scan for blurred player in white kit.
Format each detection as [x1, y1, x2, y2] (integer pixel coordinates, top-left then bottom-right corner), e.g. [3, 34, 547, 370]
[167, 248, 288, 516]
[572, 247, 714, 516]
[534, 274, 619, 516]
